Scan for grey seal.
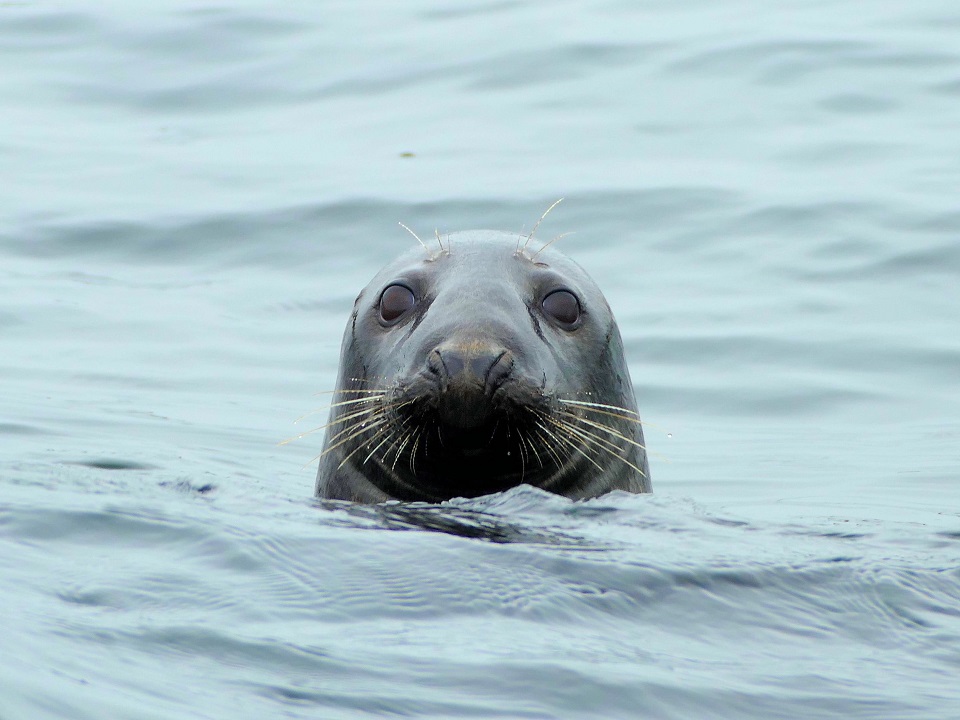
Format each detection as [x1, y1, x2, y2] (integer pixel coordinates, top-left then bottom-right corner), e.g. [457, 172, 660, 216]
[315, 230, 650, 502]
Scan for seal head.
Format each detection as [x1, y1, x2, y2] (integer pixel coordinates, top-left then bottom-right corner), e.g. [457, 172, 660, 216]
[315, 231, 650, 502]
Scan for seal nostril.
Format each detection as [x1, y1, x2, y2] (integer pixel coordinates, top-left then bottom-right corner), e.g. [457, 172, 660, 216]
[484, 350, 513, 390]
[427, 349, 443, 376]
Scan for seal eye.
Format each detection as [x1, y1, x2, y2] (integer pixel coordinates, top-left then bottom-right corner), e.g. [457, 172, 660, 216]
[379, 284, 416, 323]
[542, 289, 581, 326]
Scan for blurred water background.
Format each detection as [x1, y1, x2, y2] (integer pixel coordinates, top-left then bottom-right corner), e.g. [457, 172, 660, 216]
[2, 1, 959, 718]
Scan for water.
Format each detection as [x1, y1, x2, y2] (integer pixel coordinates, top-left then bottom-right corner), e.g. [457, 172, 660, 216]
[2, 1, 959, 718]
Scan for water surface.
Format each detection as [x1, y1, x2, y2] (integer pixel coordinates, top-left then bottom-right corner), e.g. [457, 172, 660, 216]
[2, 1, 959, 718]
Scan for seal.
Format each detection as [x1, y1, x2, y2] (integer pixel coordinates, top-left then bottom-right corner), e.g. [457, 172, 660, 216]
[314, 229, 650, 502]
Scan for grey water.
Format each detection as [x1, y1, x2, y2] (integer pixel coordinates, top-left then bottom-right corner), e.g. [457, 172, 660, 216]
[2, 1, 959, 718]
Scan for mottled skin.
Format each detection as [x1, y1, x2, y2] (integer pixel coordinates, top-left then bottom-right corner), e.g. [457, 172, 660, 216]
[315, 231, 650, 503]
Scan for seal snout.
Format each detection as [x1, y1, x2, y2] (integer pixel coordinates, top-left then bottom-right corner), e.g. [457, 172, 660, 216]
[428, 339, 514, 429]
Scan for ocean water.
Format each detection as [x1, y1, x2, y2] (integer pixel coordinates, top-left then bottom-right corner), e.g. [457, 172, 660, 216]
[2, 1, 959, 718]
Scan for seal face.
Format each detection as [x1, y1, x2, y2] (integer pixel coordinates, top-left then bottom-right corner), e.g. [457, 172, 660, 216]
[315, 231, 651, 503]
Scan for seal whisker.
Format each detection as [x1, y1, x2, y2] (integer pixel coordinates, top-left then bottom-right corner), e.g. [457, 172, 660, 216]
[280, 404, 384, 446]
[314, 388, 389, 396]
[550, 415, 648, 478]
[557, 410, 647, 451]
[520, 427, 544, 470]
[304, 394, 387, 417]
[489, 418, 501, 445]
[300, 401, 399, 445]
[544, 413, 611, 458]
[316, 398, 417, 451]
[316, 416, 390, 462]
[303, 413, 386, 468]
[522, 198, 564, 252]
[531, 424, 566, 470]
[552, 420, 646, 477]
[363, 426, 400, 466]
[543, 414, 627, 463]
[513, 421, 528, 482]
[390, 422, 416, 472]
[557, 404, 644, 426]
[319, 411, 386, 445]
[409, 424, 426, 476]
[348, 377, 388, 386]
[337, 423, 392, 470]
[373, 411, 413, 470]
[399, 221, 430, 254]
[291, 395, 386, 426]
[536, 418, 604, 473]
[529, 419, 579, 491]
[531, 231, 575, 259]
[323, 396, 387, 410]
[548, 415, 626, 457]
[318, 412, 388, 450]
[557, 398, 640, 417]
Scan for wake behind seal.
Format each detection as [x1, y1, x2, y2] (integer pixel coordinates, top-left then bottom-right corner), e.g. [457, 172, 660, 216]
[314, 228, 651, 503]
